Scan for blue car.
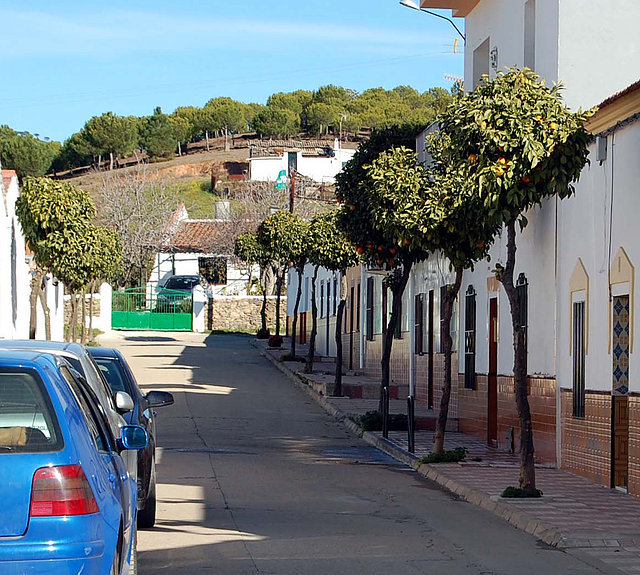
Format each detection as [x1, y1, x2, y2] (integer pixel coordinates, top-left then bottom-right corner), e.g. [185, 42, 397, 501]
[0, 351, 148, 574]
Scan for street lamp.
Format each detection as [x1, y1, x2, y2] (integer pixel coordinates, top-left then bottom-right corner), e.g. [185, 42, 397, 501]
[399, 0, 466, 43]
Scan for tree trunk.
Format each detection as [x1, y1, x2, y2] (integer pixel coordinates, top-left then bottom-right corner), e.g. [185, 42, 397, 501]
[334, 273, 348, 397]
[37, 277, 51, 341]
[275, 266, 284, 337]
[379, 262, 413, 414]
[109, 151, 114, 171]
[305, 266, 320, 374]
[205, 130, 210, 152]
[80, 290, 87, 345]
[67, 294, 77, 342]
[497, 221, 536, 490]
[433, 267, 464, 454]
[224, 126, 230, 152]
[89, 281, 95, 335]
[290, 267, 304, 358]
[259, 269, 268, 333]
[29, 268, 45, 339]
[177, 141, 182, 156]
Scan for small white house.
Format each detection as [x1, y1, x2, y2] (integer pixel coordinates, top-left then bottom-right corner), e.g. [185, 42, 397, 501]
[249, 139, 356, 185]
[149, 206, 257, 297]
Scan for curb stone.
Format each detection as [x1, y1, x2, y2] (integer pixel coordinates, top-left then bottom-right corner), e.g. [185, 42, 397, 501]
[251, 339, 589, 554]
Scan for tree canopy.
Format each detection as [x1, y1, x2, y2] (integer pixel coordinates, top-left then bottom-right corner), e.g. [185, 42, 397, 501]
[0, 126, 60, 179]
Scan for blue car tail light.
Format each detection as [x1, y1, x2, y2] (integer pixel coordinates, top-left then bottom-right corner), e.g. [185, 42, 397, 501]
[30, 464, 99, 517]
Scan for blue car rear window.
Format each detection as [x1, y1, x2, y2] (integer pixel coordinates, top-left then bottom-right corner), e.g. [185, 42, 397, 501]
[0, 369, 63, 453]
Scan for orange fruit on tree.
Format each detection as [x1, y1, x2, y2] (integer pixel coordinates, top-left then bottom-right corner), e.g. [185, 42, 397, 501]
[377, 245, 383, 252]
[388, 258, 395, 267]
[468, 154, 478, 163]
[498, 157, 507, 165]
[549, 122, 558, 130]
[521, 175, 531, 184]
[404, 238, 412, 245]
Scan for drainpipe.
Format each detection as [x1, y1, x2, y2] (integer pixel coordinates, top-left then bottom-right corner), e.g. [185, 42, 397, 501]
[360, 264, 366, 370]
[554, 193, 561, 469]
[408, 267, 416, 398]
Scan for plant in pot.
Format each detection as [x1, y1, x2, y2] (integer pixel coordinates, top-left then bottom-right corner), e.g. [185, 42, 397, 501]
[268, 335, 283, 348]
[256, 328, 270, 339]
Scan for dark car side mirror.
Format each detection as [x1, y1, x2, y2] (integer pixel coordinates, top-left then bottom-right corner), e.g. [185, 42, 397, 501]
[146, 390, 174, 408]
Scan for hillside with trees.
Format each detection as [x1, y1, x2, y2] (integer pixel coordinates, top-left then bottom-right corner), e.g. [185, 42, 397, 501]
[0, 84, 454, 179]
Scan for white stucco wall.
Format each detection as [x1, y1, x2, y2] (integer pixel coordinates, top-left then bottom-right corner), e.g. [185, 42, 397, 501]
[458, 199, 557, 377]
[465, 0, 640, 110]
[288, 264, 340, 357]
[0, 171, 31, 340]
[149, 252, 256, 297]
[557, 119, 640, 394]
[557, 0, 640, 112]
[249, 147, 355, 184]
[465, 0, 560, 88]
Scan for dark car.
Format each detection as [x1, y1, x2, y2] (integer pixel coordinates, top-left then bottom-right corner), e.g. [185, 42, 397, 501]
[88, 347, 173, 528]
[156, 275, 201, 312]
[161, 275, 201, 291]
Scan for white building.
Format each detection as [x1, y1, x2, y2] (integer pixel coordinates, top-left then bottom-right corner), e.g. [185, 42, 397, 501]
[0, 169, 30, 339]
[0, 168, 64, 341]
[288, 0, 640, 494]
[149, 205, 256, 297]
[249, 139, 356, 185]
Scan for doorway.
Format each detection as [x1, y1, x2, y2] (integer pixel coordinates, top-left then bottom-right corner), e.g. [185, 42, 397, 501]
[427, 290, 434, 410]
[612, 294, 630, 490]
[349, 286, 355, 371]
[488, 297, 498, 446]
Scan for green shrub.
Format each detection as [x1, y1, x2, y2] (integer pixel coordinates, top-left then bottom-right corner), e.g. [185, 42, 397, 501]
[501, 486, 543, 498]
[420, 447, 468, 464]
[358, 410, 408, 432]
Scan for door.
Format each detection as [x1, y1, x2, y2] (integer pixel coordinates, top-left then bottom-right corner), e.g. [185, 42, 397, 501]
[612, 294, 630, 489]
[428, 290, 434, 410]
[488, 297, 498, 446]
[287, 152, 297, 175]
[349, 286, 355, 371]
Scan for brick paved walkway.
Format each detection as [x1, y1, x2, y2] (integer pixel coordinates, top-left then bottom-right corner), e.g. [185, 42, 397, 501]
[258, 338, 640, 574]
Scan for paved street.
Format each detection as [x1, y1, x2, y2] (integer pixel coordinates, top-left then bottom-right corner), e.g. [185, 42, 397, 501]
[102, 332, 613, 574]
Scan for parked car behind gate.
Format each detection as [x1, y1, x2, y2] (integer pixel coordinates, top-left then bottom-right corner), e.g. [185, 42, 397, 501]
[0, 351, 148, 574]
[89, 346, 174, 528]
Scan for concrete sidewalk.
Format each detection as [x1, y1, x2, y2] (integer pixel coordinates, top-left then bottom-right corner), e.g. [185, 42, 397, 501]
[255, 337, 640, 575]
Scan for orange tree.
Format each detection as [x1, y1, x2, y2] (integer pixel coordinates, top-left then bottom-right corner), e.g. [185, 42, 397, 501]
[257, 211, 308, 349]
[443, 68, 593, 490]
[419, 128, 501, 454]
[306, 211, 361, 393]
[234, 231, 274, 336]
[336, 125, 431, 413]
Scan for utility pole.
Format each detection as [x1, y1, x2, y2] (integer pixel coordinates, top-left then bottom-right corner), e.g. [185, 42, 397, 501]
[289, 170, 296, 213]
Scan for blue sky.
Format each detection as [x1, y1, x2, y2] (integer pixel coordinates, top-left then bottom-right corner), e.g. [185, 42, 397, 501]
[0, 0, 464, 142]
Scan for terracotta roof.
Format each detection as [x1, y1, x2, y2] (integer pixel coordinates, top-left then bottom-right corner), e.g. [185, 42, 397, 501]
[597, 79, 640, 110]
[167, 219, 238, 253]
[2, 170, 17, 195]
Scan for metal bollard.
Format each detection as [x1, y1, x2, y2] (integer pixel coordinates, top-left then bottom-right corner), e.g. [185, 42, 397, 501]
[407, 395, 415, 453]
[382, 386, 390, 439]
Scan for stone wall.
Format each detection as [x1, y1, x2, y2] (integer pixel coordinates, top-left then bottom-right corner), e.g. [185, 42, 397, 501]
[207, 296, 287, 333]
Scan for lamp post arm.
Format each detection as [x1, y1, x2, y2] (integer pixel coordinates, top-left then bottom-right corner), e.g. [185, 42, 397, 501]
[421, 8, 466, 42]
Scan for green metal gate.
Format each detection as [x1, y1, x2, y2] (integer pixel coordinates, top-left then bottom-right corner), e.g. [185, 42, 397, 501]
[112, 287, 193, 331]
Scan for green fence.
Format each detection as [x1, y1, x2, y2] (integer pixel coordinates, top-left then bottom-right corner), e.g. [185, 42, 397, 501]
[112, 287, 193, 331]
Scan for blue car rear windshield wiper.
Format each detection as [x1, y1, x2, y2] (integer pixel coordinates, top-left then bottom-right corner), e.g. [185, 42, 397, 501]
[0, 446, 16, 452]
